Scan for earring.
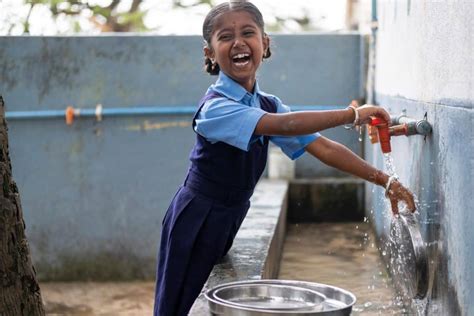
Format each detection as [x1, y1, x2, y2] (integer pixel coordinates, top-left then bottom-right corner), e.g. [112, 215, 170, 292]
[210, 59, 217, 71]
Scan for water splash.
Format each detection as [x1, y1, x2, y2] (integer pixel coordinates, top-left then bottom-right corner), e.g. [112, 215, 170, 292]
[413, 298, 428, 315]
[386, 210, 430, 316]
[379, 153, 429, 315]
[383, 153, 399, 178]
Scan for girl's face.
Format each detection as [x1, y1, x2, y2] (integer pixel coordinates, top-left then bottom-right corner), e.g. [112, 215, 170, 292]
[205, 10, 269, 92]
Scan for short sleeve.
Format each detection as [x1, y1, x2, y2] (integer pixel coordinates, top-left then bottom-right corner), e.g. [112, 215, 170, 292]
[194, 97, 267, 151]
[268, 96, 321, 160]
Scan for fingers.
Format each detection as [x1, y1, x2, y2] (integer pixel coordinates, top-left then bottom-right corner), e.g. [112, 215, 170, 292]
[355, 106, 373, 124]
[397, 184, 416, 213]
[385, 181, 417, 215]
[404, 191, 417, 213]
[370, 107, 390, 123]
[358, 104, 391, 124]
[377, 108, 391, 124]
[390, 197, 399, 215]
[387, 182, 416, 215]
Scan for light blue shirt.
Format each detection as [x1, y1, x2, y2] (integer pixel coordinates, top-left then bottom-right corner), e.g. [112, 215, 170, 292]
[194, 72, 320, 160]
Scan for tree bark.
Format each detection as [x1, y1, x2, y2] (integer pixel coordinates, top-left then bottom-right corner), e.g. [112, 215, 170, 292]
[0, 96, 45, 315]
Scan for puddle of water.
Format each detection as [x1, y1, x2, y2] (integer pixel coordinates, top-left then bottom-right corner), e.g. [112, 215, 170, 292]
[278, 222, 407, 315]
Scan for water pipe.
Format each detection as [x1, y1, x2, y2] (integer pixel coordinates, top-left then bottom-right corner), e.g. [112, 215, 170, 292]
[5, 105, 198, 121]
[389, 112, 432, 137]
[368, 113, 433, 153]
[5, 104, 343, 123]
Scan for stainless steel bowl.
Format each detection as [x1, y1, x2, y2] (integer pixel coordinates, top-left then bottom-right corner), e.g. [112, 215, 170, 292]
[205, 279, 356, 315]
[212, 284, 326, 311]
[389, 211, 429, 299]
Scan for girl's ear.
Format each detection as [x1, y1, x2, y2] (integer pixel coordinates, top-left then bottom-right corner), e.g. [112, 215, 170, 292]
[263, 34, 270, 49]
[263, 33, 270, 58]
[204, 46, 214, 61]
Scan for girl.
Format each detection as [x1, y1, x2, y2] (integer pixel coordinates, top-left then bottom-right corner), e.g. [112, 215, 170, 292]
[154, 1, 416, 315]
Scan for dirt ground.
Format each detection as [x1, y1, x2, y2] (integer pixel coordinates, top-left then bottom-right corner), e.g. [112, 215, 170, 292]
[41, 281, 155, 315]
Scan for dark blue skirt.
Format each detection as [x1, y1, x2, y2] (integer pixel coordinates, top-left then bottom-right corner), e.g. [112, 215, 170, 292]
[154, 172, 253, 315]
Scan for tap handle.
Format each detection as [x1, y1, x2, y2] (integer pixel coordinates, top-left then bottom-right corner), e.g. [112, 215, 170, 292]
[369, 117, 391, 153]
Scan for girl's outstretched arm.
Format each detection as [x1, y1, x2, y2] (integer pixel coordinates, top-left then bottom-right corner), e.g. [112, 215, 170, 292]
[305, 136, 416, 215]
[255, 104, 390, 136]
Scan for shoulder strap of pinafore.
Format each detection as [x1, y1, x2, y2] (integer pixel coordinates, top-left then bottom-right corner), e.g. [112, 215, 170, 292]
[191, 91, 223, 130]
[192, 91, 277, 130]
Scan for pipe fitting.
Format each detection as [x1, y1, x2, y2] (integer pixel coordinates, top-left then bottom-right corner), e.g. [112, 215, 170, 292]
[390, 113, 432, 136]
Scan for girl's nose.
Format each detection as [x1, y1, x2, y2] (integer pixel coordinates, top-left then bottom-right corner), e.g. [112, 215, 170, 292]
[232, 37, 246, 48]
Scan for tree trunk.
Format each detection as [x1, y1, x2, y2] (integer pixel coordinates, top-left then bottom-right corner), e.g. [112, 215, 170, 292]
[0, 96, 45, 315]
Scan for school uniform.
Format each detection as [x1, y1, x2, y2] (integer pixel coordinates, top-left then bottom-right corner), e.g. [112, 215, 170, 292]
[154, 72, 320, 315]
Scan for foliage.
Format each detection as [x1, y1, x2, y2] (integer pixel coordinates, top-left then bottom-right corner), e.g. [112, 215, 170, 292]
[9, 0, 317, 34]
[23, 0, 147, 33]
[172, 0, 313, 33]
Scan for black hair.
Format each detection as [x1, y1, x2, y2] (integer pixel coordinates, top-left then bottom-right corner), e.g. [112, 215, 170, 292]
[202, 0, 272, 75]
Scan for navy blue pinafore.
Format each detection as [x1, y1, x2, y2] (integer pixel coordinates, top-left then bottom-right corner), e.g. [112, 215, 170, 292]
[154, 91, 277, 315]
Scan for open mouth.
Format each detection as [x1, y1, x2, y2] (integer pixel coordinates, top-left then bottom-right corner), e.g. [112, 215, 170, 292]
[232, 53, 251, 66]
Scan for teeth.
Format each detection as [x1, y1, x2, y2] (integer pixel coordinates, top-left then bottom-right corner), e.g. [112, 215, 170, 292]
[235, 61, 249, 66]
[233, 53, 250, 59]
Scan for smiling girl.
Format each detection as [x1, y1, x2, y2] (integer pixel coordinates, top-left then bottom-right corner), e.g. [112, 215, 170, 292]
[153, 1, 416, 315]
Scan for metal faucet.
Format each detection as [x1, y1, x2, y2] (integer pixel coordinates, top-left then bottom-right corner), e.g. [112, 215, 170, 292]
[367, 111, 432, 153]
[389, 112, 432, 137]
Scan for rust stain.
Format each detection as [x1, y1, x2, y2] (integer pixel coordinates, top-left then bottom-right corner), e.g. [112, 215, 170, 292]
[126, 120, 191, 131]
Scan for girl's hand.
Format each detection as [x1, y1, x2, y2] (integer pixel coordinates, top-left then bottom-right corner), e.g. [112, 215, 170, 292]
[354, 104, 391, 125]
[386, 180, 416, 215]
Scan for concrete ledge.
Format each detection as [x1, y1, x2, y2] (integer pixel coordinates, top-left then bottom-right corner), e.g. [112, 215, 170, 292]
[190, 179, 289, 314]
[288, 177, 365, 223]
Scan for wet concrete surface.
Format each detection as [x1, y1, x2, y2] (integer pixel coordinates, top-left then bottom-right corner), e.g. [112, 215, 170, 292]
[279, 222, 406, 315]
[41, 221, 405, 315]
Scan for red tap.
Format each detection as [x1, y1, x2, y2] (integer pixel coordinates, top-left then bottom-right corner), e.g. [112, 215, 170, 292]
[369, 117, 391, 153]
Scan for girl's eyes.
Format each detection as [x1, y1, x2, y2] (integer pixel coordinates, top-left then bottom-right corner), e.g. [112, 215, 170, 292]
[217, 30, 256, 41]
[218, 34, 232, 41]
